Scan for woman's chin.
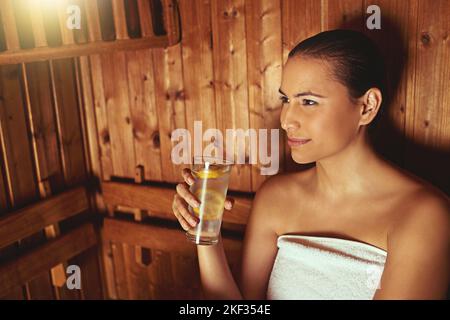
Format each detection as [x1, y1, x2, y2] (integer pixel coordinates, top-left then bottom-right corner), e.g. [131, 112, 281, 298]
[291, 153, 314, 165]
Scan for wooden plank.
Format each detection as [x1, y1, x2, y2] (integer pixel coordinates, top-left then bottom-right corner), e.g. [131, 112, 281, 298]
[100, 232, 118, 299]
[26, 0, 47, 48]
[0, 186, 89, 249]
[57, 0, 75, 45]
[281, 0, 322, 173]
[178, 0, 217, 162]
[152, 44, 188, 183]
[211, 0, 251, 192]
[0, 37, 170, 65]
[0, 223, 98, 298]
[101, 51, 136, 178]
[72, 246, 104, 299]
[89, 54, 113, 180]
[322, 0, 365, 30]
[77, 57, 102, 181]
[110, 241, 129, 299]
[85, 0, 103, 42]
[102, 218, 242, 255]
[51, 58, 87, 187]
[404, 0, 450, 194]
[101, 181, 252, 226]
[245, 0, 284, 191]
[137, 0, 154, 36]
[0, 0, 20, 50]
[126, 50, 163, 181]
[23, 61, 64, 193]
[161, 0, 181, 45]
[11, 0, 35, 49]
[112, 0, 129, 40]
[0, 63, 50, 300]
[103, 218, 242, 299]
[122, 243, 151, 299]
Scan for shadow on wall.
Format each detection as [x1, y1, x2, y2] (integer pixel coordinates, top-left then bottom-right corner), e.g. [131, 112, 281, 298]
[340, 16, 449, 197]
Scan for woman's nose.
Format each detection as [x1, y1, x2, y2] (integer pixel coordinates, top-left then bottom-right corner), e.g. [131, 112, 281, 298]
[281, 104, 300, 131]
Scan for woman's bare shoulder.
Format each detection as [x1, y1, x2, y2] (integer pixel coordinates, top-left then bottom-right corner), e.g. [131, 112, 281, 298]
[389, 178, 450, 243]
[254, 168, 315, 199]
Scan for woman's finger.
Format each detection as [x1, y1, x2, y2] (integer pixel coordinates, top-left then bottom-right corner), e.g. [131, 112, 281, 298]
[174, 194, 199, 227]
[172, 196, 195, 231]
[182, 168, 195, 186]
[176, 182, 201, 208]
[224, 197, 235, 210]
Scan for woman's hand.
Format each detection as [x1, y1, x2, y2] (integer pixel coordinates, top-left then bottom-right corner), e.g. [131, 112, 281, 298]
[172, 168, 234, 231]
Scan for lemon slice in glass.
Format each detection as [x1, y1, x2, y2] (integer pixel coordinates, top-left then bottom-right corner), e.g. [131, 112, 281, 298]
[192, 188, 224, 221]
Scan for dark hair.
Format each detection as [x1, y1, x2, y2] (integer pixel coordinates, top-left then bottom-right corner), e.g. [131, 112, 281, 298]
[288, 29, 386, 102]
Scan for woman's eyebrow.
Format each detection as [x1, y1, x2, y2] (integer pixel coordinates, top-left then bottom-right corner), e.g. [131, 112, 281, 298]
[278, 88, 326, 98]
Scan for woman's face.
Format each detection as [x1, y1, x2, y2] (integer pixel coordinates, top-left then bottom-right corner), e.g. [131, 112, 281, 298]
[279, 56, 363, 164]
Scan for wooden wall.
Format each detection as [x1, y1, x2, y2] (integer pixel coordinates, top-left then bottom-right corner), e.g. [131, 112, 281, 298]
[77, 0, 449, 299]
[0, 59, 104, 299]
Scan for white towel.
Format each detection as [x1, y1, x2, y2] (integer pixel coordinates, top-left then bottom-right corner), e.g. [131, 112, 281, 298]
[266, 235, 387, 300]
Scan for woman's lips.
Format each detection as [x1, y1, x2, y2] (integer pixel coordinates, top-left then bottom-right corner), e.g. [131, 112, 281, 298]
[287, 138, 311, 147]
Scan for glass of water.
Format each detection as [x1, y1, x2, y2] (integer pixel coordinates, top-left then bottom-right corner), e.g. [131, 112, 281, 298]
[185, 156, 233, 245]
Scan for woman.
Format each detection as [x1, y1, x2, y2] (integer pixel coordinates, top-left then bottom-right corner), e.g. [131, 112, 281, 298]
[171, 30, 449, 300]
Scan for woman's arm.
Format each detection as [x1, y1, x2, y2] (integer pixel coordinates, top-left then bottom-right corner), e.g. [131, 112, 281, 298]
[197, 177, 281, 300]
[197, 234, 243, 300]
[373, 194, 450, 299]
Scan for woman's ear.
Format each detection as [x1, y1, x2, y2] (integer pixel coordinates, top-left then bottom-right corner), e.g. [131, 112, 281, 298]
[359, 88, 382, 126]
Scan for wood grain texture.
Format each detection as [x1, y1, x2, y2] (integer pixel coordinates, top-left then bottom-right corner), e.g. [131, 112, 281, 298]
[0, 223, 97, 298]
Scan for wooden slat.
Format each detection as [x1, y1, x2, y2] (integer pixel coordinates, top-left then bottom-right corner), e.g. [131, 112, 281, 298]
[110, 241, 129, 299]
[0, 187, 89, 249]
[101, 51, 136, 178]
[85, 0, 103, 42]
[126, 50, 163, 181]
[137, 0, 154, 36]
[0, 0, 20, 50]
[245, 0, 284, 191]
[27, 0, 47, 48]
[178, 0, 217, 170]
[89, 55, 113, 180]
[211, 0, 251, 192]
[322, 0, 365, 30]
[101, 181, 252, 226]
[161, 0, 181, 45]
[0, 223, 97, 298]
[51, 58, 87, 186]
[152, 44, 188, 183]
[404, 0, 450, 194]
[112, 0, 129, 40]
[57, 0, 76, 45]
[102, 218, 242, 254]
[0, 37, 169, 65]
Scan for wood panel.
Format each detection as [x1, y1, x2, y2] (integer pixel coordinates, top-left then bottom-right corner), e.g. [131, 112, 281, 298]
[179, 0, 218, 160]
[102, 217, 242, 299]
[245, 0, 284, 190]
[0, 186, 88, 249]
[102, 51, 136, 179]
[404, 0, 450, 194]
[152, 44, 188, 183]
[126, 50, 163, 181]
[51, 58, 87, 186]
[0, 223, 97, 298]
[101, 181, 252, 227]
[211, 0, 251, 191]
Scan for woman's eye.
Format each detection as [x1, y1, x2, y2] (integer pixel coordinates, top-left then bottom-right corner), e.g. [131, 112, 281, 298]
[302, 99, 317, 106]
